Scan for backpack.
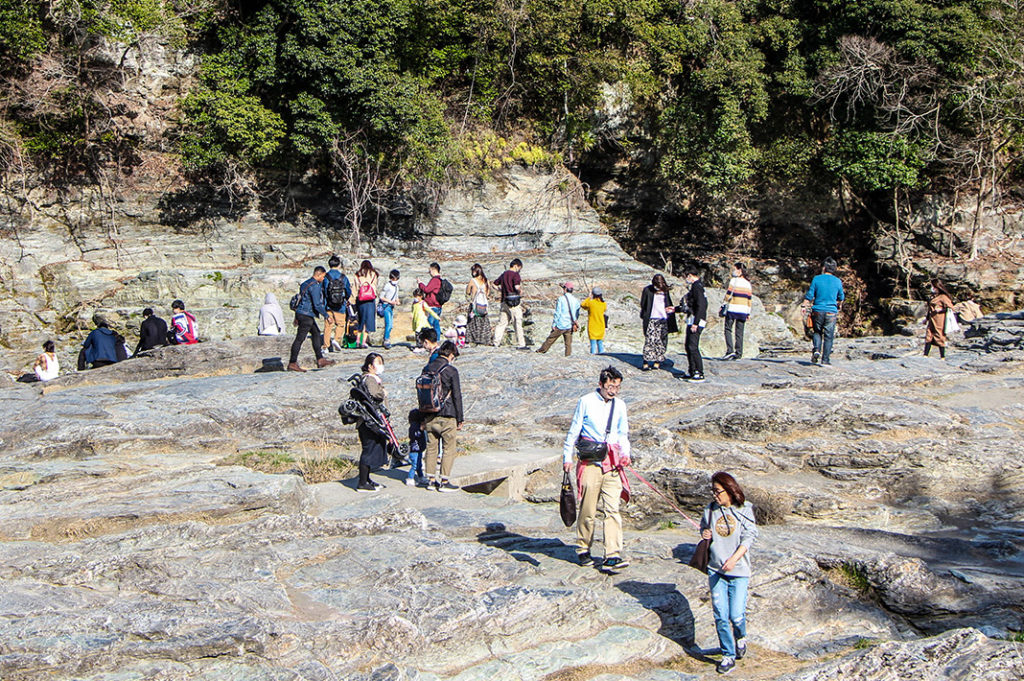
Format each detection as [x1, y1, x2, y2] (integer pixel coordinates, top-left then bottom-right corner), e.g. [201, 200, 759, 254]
[436, 278, 454, 306]
[415, 364, 450, 413]
[290, 280, 314, 311]
[327, 276, 348, 309]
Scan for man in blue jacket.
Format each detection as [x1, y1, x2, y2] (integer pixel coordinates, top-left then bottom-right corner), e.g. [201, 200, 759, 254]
[802, 257, 845, 366]
[288, 266, 336, 372]
[77, 313, 123, 370]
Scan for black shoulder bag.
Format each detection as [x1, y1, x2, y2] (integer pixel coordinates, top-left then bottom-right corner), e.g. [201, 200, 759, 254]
[575, 398, 615, 463]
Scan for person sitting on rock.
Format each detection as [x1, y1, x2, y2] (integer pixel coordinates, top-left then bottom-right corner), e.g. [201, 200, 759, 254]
[257, 294, 285, 336]
[288, 267, 336, 372]
[700, 471, 759, 675]
[536, 281, 581, 356]
[168, 300, 198, 345]
[134, 307, 168, 356]
[32, 340, 60, 381]
[563, 365, 631, 572]
[78, 313, 123, 370]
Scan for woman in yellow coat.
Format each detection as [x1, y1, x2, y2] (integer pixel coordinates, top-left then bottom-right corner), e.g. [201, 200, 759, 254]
[925, 278, 954, 358]
[580, 288, 607, 354]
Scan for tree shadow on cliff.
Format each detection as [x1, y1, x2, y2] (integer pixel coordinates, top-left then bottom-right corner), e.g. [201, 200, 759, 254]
[157, 186, 249, 232]
[476, 523, 578, 567]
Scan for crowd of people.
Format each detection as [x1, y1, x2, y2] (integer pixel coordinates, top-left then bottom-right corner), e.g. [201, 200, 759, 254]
[15, 253, 983, 675]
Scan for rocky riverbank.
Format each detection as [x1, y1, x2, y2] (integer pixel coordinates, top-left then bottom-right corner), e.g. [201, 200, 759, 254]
[1, 331, 1022, 680]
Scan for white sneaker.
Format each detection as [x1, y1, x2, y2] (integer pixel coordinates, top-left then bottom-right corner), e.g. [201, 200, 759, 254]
[405, 477, 416, 487]
[331, 340, 343, 352]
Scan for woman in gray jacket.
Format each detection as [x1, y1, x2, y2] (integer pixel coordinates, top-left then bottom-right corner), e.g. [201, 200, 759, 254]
[700, 471, 758, 675]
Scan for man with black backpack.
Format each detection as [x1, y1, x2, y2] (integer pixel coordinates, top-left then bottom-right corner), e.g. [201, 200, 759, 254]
[417, 262, 451, 341]
[417, 340, 463, 492]
[288, 266, 336, 372]
[322, 256, 351, 353]
[563, 365, 631, 571]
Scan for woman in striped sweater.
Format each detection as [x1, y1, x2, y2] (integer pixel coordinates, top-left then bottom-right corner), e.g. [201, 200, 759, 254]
[723, 263, 752, 360]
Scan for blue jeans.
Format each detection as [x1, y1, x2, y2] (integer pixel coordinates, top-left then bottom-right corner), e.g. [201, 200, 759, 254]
[382, 303, 394, 343]
[406, 448, 424, 480]
[709, 572, 749, 660]
[812, 311, 838, 364]
[430, 306, 443, 339]
[589, 339, 604, 354]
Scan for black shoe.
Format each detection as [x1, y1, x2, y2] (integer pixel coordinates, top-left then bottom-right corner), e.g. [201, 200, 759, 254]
[736, 639, 747, 660]
[438, 480, 459, 493]
[602, 556, 629, 571]
[576, 552, 594, 567]
[370, 480, 384, 490]
[356, 483, 378, 493]
[811, 351, 820, 364]
[688, 373, 706, 382]
[730, 354, 741, 361]
[641, 363, 651, 371]
[722, 352, 736, 360]
[716, 658, 735, 674]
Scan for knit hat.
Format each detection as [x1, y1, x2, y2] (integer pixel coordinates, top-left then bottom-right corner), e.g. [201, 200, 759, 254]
[562, 281, 575, 291]
[592, 287, 603, 297]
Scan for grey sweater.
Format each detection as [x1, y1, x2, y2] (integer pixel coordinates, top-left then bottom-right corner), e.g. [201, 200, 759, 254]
[700, 502, 759, 577]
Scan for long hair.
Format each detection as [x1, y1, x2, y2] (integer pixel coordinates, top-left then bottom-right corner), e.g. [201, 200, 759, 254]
[931, 278, 952, 298]
[651, 274, 669, 292]
[471, 263, 486, 281]
[711, 471, 745, 506]
[357, 260, 378, 278]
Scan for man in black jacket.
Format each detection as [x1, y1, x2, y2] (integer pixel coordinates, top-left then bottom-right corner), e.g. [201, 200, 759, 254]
[682, 267, 708, 382]
[133, 308, 168, 357]
[422, 341, 464, 492]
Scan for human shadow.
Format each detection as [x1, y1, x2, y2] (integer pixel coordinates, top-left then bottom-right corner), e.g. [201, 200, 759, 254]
[603, 352, 683, 375]
[476, 523, 579, 568]
[614, 579, 717, 662]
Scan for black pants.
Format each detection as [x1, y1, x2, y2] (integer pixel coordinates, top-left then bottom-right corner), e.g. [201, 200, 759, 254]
[685, 325, 704, 376]
[290, 314, 324, 364]
[724, 316, 745, 357]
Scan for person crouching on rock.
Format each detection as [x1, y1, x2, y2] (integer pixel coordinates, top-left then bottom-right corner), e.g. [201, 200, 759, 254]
[701, 471, 759, 675]
[356, 353, 389, 493]
[563, 365, 631, 571]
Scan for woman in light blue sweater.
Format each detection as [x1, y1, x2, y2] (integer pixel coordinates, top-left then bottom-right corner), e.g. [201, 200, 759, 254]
[700, 471, 759, 675]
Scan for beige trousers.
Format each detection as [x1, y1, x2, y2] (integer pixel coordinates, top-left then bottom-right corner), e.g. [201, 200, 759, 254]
[493, 302, 525, 348]
[424, 415, 458, 479]
[576, 464, 623, 558]
[322, 310, 346, 348]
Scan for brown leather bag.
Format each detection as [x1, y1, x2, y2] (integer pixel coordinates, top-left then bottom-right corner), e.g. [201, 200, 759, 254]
[689, 537, 711, 573]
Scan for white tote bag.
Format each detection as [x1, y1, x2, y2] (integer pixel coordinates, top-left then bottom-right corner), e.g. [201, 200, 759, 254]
[944, 308, 960, 335]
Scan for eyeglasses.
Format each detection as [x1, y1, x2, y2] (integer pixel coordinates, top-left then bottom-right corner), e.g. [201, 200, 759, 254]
[711, 488, 727, 497]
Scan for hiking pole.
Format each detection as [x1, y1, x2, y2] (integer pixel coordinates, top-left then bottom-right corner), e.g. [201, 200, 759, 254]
[625, 465, 701, 531]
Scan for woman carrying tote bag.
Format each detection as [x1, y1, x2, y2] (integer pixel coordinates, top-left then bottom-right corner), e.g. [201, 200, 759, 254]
[699, 471, 759, 675]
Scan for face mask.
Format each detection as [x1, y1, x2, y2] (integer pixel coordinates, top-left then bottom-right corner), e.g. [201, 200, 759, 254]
[375, 364, 385, 375]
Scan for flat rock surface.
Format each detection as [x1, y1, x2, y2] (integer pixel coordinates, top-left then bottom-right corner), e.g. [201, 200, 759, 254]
[1, 334, 1023, 680]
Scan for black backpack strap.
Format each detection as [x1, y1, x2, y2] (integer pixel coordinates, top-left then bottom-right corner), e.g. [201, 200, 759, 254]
[602, 398, 615, 443]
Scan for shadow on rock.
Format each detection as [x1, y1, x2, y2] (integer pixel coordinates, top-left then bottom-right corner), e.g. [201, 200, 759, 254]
[603, 352, 684, 375]
[476, 523, 578, 567]
[255, 357, 285, 372]
[615, 579, 714, 662]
